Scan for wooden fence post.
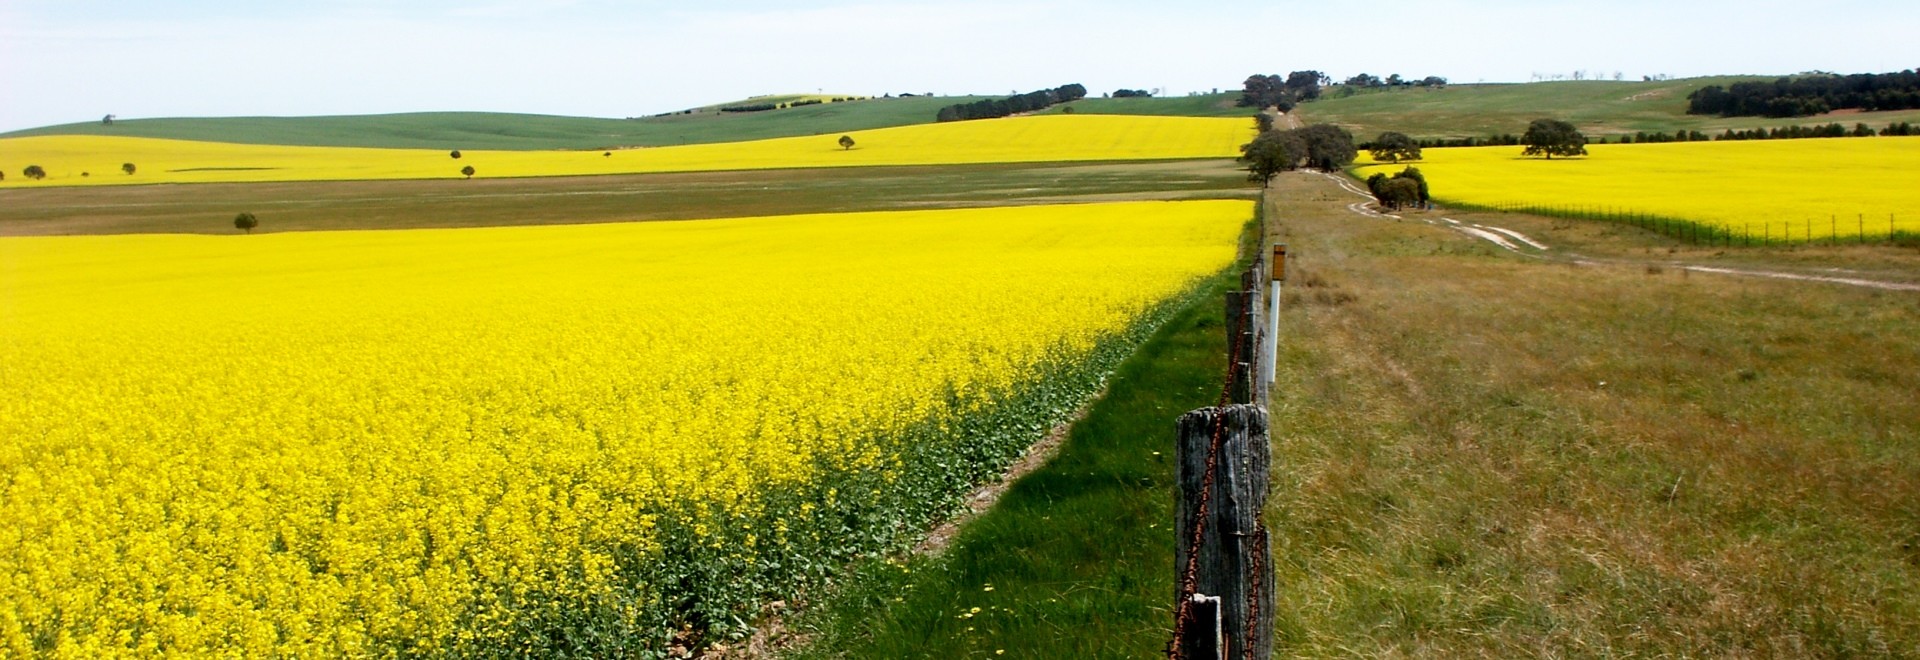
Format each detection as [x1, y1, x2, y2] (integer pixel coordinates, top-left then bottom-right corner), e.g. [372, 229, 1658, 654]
[1174, 405, 1273, 659]
[1227, 251, 1267, 406]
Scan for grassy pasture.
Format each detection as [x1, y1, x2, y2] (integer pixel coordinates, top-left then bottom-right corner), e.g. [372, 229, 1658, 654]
[1048, 92, 1253, 118]
[1298, 77, 1920, 141]
[793, 171, 1920, 657]
[1262, 172, 1920, 655]
[0, 160, 1255, 236]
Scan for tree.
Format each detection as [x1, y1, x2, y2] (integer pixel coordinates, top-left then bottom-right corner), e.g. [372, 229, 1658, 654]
[838, 135, 856, 150]
[234, 212, 258, 234]
[102, 114, 115, 126]
[1521, 119, 1588, 159]
[461, 165, 476, 179]
[1295, 124, 1357, 171]
[1345, 73, 1383, 88]
[1394, 167, 1430, 205]
[1239, 130, 1302, 185]
[1365, 168, 1428, 210]
[1369, 132, 1422, 163]
[1284, 70, 1325, 101]
[1238, 74, 1282, 108]
[450, 150, 462, 159]
[23, 165, 46, 180]
[122, 162, 137, 175]
[1379, 178, 1421, 208]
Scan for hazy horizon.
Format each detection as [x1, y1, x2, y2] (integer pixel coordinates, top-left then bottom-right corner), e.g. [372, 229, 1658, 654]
[3, 0, 1915, 133]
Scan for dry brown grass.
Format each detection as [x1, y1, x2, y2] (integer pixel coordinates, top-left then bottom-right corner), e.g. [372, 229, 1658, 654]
[1264, 172, 1920, 657]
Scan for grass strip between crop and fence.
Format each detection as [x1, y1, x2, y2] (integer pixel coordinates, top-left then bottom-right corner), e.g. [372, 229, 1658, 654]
[787, 217, 1264, 659]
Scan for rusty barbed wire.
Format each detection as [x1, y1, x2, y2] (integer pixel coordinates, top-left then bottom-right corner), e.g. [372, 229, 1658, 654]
[1166, 274, 1254, 658]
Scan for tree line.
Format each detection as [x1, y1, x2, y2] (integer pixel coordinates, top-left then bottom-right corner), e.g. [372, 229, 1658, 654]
[1372, 120, 1917, 150]
[1608, 121, 1917, 143]
[719, 97, 862, 114]
[1237, 72, 1326, 111]
[935, 84, 1088, 122]
[1341, 73, 1447, 88]
[1687, 70, 1920, 118]
[1238, 120, 1357, 183]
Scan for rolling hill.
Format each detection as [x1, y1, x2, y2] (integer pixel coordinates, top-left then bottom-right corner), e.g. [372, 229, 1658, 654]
[1291, 76, 1920, 140]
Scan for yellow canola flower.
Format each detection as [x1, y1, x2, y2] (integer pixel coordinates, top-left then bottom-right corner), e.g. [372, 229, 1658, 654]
[0, 200, 1251, 656]
[0, 114, 1252, 187]
[1351, 136, 1920, 238]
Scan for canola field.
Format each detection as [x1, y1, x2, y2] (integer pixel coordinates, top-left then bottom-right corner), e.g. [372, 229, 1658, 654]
[0, 114, 1251, 187]
[0, 200, 1250, 656]
[1352, 136, 1920, 241]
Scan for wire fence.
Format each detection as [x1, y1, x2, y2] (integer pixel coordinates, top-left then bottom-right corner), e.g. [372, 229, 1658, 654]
[1168, 243, 1275, 660]
[1465, 203, 1916, 248]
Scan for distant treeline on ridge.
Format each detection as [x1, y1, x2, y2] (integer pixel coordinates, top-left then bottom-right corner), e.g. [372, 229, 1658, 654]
[936, 84, 1088, 122]
[1687, 70, 1920, 118]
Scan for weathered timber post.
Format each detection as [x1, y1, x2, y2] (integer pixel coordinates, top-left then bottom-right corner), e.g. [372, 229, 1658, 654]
[1174, 405, 1273, 659]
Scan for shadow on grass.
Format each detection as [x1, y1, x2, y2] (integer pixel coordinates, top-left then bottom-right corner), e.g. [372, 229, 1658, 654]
[786, 257, 1243, 659]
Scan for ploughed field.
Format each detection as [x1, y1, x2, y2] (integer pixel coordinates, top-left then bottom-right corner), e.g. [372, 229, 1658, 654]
[0, 200, 1250, 655]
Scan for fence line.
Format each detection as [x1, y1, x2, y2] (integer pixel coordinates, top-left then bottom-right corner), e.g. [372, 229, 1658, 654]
[1169, 242, 1278, 659]
[1475, 202, 1911, 248]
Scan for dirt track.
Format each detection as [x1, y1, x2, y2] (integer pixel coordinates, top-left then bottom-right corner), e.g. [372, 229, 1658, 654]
[1317, 172, 1920, 292]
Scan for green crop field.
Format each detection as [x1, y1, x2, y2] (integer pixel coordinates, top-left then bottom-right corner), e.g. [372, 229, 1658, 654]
[1295, 77, 1920, 141]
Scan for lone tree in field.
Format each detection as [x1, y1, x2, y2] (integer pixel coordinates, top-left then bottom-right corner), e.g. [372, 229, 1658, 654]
[234, 212, 258, 234]
[838, 135, 856, 150]
[450, 150, 462, 159]
[1369, 131, 1421, 163]
[1296, 123, 1357, 172]
[1521, 118, 1588, 159]
[461, 165, 476, 179]
[122, 162, 137, 175]
[1239, 129, 1302, 185]
[23, 165, 46, 180]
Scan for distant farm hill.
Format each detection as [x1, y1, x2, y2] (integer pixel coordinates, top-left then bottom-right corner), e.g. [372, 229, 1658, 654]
[1290, 76, 1920, 141]
[0, 96, 976, 151]
[2, 93, 1260, 151]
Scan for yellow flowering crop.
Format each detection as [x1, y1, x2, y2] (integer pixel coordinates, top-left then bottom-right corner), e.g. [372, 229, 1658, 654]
[0, 114, 1251, 187]
[1352, 136, 1920, 239]
[0, 200, 1250, 656]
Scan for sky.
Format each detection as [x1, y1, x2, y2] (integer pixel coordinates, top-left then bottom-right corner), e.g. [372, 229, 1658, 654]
[2, 0, 1916, 132]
